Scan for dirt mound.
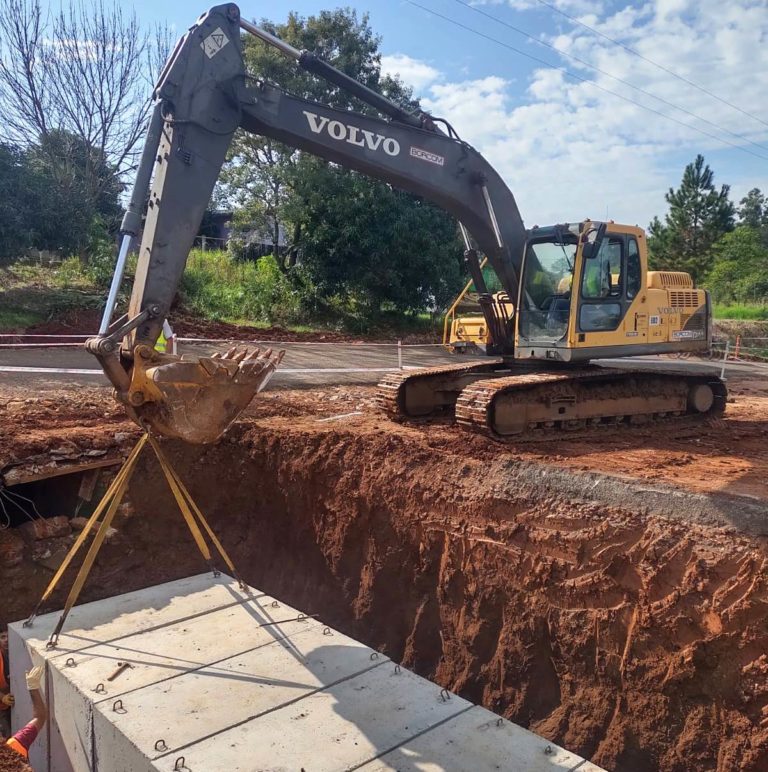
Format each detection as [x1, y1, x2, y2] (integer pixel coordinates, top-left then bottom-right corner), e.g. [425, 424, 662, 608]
[22, 308, 439, 344]
[715, 320, 768, 341]
[25, 307, 102, 338]
[171, 314, 358, 342]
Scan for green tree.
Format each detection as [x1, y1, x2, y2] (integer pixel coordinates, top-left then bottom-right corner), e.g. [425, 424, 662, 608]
[24, 130, 122, 256]
[707, 226, 768, 304]
[220, 9, 464, 324]
[0, 142, 34, 259]
[288, 157, 463, 317]
[223, 8, 417, 268]
[648, 154, 734, 283]
[737, 188, 767, 229]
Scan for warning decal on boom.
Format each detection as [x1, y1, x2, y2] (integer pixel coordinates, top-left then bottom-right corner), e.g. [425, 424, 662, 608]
[201, 28, 229, 58]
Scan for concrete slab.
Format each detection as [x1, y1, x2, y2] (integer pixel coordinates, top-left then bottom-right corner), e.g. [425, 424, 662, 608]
[93, 625, 388, 768]
[8, 574, 275, 771]
[358, 704, 588, 771]
[9, 574, 606, 772]
[12, 573, 256, 655]
[152, 663, 470, 772]
[52, 597, 311, 701]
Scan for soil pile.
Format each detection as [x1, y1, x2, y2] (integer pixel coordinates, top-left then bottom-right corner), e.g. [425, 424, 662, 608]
[24, 310, 438, 344]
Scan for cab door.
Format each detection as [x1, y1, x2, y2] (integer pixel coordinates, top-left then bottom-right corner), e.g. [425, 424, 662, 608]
[574, 231, 643, 349]
[623, 235, 646, 341]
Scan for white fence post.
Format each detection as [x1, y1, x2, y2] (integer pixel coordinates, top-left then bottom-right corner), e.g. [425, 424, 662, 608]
[720, 340, 730, 380]
[398, 340, 403, 370]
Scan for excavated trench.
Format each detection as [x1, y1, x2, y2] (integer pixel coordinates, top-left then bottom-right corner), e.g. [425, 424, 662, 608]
[2, 421, 768, 772]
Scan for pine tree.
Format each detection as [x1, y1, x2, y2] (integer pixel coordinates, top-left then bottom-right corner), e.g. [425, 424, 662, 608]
[648, 155, 734, 284]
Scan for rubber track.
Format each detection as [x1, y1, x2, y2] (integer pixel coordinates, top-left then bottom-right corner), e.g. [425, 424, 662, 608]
[455, 367, 727, 441]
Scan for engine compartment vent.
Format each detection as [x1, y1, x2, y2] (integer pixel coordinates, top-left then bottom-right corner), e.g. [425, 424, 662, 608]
[648, 271, 694, 290]
[669, 290, 700, 308]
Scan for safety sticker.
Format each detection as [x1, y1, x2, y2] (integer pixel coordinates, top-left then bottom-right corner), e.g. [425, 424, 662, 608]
[649, 315, 660, 325]
[410, 146, 445, 166]
[201, 28, 229, 58]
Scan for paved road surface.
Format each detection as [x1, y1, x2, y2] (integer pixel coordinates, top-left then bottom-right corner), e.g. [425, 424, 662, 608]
[0, 342, 464, 390]
[0, 342, 764, 391]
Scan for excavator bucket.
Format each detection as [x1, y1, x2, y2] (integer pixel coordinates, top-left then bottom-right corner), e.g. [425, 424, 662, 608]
[125, 346, 284, 444]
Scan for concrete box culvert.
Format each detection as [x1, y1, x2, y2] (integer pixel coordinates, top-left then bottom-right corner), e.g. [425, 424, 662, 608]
[9, 574, 600, 771]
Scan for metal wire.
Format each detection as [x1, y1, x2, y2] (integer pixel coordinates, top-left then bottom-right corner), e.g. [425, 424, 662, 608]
[0, 497, 11, 529]
[0, 488, 43, 524]
[2, 487, 45, 520]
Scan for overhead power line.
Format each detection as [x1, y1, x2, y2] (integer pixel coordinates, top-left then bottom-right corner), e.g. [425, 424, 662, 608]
[530, 0, 768, 131]
[404, 1, 768, 162]
[452, 0, 768, 156]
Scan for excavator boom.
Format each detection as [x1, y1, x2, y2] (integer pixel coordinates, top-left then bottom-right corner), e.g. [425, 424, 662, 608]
[88, 2, 528, 442]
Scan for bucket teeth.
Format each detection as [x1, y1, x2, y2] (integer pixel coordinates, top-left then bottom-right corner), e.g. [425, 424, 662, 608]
[131, 346, 284, 444]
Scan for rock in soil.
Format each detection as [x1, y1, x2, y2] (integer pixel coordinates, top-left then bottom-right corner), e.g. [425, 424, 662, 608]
[17, 516, 70, 541]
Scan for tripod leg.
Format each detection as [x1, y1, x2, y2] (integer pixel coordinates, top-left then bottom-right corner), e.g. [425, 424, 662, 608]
[25, 434, 148, 628]
[47, 436, 146, 648]
[148, 437, 247, 590]
[147, 436, 216, 574]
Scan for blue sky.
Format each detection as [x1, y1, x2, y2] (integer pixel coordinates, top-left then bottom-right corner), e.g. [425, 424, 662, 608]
[129, 0, 768, 227]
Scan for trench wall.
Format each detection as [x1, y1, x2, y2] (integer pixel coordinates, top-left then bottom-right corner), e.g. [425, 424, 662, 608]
[3, 423, 768, 771]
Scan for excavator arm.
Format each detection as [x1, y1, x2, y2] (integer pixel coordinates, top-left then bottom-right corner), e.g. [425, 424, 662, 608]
[88, 3, 527, 443]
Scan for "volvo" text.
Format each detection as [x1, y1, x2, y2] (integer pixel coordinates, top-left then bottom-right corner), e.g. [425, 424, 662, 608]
[303, 111, 401, 157]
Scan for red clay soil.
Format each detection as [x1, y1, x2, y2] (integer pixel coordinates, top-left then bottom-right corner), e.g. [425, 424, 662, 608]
[0, 745, 31, 772]
[4, 374, 766, 500]
[1, 385, 768, 771]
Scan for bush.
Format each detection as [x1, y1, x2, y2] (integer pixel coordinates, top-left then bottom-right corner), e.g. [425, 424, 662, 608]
[180, 249, 301, 324]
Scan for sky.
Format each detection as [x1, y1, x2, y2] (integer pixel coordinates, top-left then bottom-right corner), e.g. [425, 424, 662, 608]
[128, 0, 768, 228]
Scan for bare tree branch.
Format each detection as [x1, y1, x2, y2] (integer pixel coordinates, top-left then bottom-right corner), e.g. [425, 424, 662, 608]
[0, 0, 171, 197]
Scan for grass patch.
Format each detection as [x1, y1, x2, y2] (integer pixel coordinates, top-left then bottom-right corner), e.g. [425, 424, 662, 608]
[180, 249, 301, 325]
[0, 251, 446, 340]
[713, 304, 768, 320]
[0, 307, 45, 330]
[0, 262, 107, 332]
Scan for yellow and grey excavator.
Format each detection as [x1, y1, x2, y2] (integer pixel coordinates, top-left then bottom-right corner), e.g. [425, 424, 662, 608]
[88, 3, 726, 443]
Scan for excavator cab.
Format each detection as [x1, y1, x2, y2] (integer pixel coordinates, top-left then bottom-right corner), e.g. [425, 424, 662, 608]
[515, 220, 712, 362]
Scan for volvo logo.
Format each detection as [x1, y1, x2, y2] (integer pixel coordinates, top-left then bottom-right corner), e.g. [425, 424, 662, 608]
[303, 111, 401, 157]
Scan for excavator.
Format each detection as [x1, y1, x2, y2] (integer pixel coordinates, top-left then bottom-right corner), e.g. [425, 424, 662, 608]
[87, 3, 726, 443]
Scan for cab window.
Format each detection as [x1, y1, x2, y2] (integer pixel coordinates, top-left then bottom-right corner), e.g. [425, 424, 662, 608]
[581, 237, 623, 298]
[579, 236, 623, 332]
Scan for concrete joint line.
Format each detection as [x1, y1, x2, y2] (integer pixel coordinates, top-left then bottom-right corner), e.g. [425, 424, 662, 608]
[153, 658, 390, 760]
[91, 625, 319, 704]
[346, 704, 475, 771]
[45, 593, 268, 662]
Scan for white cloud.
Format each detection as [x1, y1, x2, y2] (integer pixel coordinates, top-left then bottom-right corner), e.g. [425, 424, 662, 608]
[380, 53, 440, 91]
[478, 0, 607, 13]
[404, 0, 768, 226]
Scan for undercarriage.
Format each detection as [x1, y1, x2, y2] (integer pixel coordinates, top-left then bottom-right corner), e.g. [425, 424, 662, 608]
[377, 361, 727, 440]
